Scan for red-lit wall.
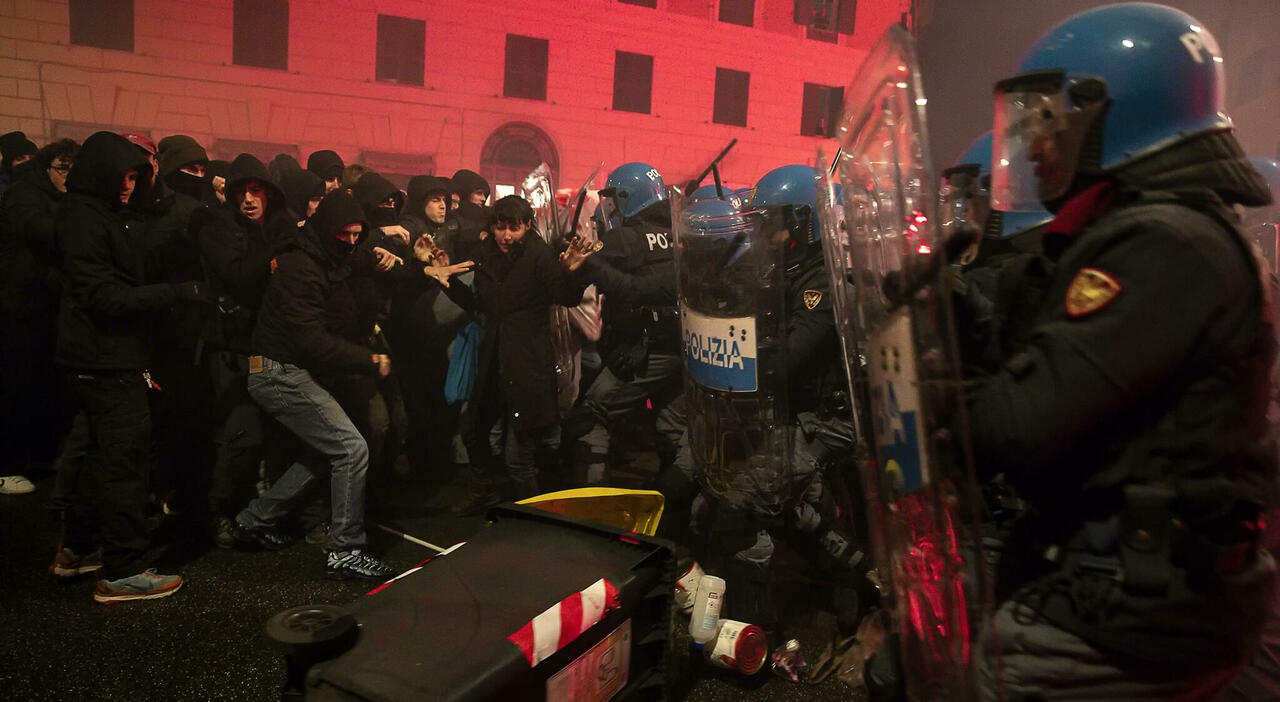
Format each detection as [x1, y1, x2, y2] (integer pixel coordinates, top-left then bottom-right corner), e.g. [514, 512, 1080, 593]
[0, 0, 902, 190]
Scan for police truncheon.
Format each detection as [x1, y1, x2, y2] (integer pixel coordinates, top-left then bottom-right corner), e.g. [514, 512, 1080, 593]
[818, 25, 990, 699]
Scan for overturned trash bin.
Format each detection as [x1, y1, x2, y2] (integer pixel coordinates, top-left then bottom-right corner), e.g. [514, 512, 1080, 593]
[279, 504, 676, 701]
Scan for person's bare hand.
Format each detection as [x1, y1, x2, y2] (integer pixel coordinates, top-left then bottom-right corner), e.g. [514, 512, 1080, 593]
[424, 260, 475, 288]
[372, 247, 402, 272]
[559, 235, 603, 273]
[211, 175, 226, 195]
[374, 354, 392, 378]
[412, 234, 438, 263]
[380, 225, 410, 245]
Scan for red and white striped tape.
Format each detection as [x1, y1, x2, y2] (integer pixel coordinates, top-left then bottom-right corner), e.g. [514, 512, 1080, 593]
[507, 578, 621, 667]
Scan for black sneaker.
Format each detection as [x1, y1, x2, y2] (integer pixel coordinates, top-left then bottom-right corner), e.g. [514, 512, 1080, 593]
[305, 520, 330, 547]
[231, 520, 292, 551]
[325, 549, 398, 580]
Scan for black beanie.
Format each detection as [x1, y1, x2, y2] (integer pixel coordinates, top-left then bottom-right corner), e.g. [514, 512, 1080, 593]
[156, 135, 208, 178]
[307, 150, 345, 181]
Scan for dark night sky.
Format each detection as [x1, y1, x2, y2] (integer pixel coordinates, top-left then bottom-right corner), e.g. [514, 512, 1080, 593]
[916, 0, 1280, 167]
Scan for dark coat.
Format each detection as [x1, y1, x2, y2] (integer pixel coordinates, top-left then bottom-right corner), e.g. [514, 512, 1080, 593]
[55, 131, 173, 370]
[0, 167, 63, 317]
[251, 190, 377, 377]
[469, 231, 586, 430]
[194, 156, 296, 353]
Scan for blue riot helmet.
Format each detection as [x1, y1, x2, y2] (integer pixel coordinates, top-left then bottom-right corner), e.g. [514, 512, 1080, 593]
[751, 165, 821, 265]
[940, 132, 992, 238]
[992, 3, 1231, 212]
[604, 162, 667, 221]
[1248, 156, 1280, 208]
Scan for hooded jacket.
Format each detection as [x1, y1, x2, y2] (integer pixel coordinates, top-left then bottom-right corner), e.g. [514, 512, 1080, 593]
[55, 131, 174, 370]
[400, 175, 455, 245]
[307, 150, 344, 182]
[279, 168, 325, 223]
[195, 153, 297, 352]
[252, 190, 379, 376]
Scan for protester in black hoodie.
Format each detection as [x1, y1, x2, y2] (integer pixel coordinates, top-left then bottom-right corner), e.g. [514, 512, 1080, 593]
[233, 190, 398, 581]
[449, 169, 491, 266]
[0, 138, 77, 495]
[307, 149, 344, 193]
[0, 130, 38, 197]
[279, 167, 325, 223]
[194, 153, 297, 546]
[133, 134, 218, 519]
[54, 131, 202, 603]
[387, 175, 466, 480]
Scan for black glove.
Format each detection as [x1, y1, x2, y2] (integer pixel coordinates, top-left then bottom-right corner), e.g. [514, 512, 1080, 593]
[172, 281, 209, 303]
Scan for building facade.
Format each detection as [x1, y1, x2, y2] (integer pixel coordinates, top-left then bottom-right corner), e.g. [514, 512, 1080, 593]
[0, 0, 903, 192]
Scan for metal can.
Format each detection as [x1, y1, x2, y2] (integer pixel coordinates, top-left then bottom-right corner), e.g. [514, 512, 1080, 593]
[674, 561, 704, 612]
[705, 619, 768, 676]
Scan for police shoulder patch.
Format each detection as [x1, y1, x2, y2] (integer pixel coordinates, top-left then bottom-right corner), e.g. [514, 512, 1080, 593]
[803, 289, 823, 310]
[1064, 267, 1122, 317]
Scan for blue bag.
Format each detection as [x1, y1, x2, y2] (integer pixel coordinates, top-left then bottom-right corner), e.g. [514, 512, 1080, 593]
[444, 320, 484, 405]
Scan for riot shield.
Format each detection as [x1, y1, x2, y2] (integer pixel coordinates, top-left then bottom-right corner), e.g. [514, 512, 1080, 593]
[522, 163, 580, 413]
[672, 191, 791, 515]
[817, 25, 989, 700]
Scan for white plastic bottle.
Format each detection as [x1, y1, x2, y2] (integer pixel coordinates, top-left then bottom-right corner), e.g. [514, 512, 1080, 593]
[688, 575, 726, 645]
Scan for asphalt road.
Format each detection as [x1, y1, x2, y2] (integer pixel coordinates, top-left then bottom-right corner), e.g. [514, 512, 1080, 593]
[1, 466, 868, 702]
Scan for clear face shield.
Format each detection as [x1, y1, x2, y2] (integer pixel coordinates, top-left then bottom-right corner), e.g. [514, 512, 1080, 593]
[937, 164, 988, 241]
[991, 72, 1071, 212]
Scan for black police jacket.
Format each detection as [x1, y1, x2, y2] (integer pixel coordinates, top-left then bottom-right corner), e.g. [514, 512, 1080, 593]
[968, 184, 1276, 668]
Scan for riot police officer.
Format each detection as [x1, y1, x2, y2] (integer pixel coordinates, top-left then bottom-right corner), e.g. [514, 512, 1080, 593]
[571, 163, 684, 484]
[971, 5, 1276, 698]
[664, 165, 869, 633]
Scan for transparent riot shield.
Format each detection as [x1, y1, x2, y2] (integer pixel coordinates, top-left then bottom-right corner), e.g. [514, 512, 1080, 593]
[672, 191, 791, 515]
[522, 163, 579, 413]
[817, 25, 989, 700]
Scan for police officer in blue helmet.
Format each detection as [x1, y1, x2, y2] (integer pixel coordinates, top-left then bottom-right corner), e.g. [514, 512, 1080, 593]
[970, 4, 1276, 698]
[565, 162, 685, 485]
[660, 164, 872, 635]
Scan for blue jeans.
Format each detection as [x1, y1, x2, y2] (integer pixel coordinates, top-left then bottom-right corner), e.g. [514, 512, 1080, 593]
[238, 359, 369, 552]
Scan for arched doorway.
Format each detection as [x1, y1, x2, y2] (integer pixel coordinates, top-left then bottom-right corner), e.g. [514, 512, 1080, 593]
[479, 121, 559, 199]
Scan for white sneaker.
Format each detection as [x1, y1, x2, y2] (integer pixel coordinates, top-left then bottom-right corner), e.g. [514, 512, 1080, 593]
[0, 475, 35, 495]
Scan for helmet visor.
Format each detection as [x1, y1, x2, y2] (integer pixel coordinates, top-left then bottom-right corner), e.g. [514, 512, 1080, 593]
[992, 72, 1070, 211]
[938, 164, 986, 239]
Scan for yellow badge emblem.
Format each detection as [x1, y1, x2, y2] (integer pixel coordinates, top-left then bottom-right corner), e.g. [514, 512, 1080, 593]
[803, 289, 823, 310]
[1065, 268, 1122, 317]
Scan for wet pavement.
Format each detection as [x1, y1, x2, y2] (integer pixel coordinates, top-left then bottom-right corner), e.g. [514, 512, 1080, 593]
[1, 467, 867, 701]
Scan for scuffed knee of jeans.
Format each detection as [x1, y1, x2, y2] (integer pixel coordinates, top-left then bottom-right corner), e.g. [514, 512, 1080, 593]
[344, 435, 370, 470]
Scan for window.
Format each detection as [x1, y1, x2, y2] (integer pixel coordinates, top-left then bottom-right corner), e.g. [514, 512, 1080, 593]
[613, 51, 654, 114]
[233, 0, 289, 70]
[793, 0, 856, 34]
[376, 15, 425, 86]
[713, 68, 750, 127]
[619, 0, 658, 7]
[504, 35, 549, 101]
[801, 83, 843, 137]
[69, 0, 134, 52]
[719, 0, 755, 27]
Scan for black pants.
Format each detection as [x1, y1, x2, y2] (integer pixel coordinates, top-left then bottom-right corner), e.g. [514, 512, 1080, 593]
[0, 310, 72, 472]
[391, 337, 455, 479]
[207, 352, 263, 518]
[59, 370, 153, 580]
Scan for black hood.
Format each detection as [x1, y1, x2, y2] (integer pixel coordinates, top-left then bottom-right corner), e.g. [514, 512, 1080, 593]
[306, 189, 369, 266]
[451, 169, 490, 202]
[406, 175, 452, 218]
[1115, 130, 1272, 209]
[351, 171, 404, 227]
[65, 131, 151, 206]
[226, 153, 286, 215]
[1, 130, 36, 173]
[307, 150, 345, 181]
[279, 168, 326, 221]
[268, 153, 303, 183]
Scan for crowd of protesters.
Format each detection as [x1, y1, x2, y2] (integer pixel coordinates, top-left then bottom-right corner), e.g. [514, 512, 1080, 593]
[0, 129, 601, 603]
